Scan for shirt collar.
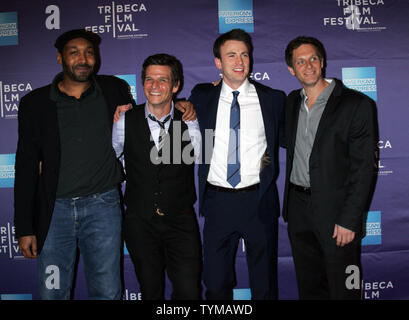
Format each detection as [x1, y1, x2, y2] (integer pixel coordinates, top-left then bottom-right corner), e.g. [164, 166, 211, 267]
[300, 78, 334, 101]
[144, 102, 174, 121]
[221, 78, 250, 99]
[50, 72, 98, 102]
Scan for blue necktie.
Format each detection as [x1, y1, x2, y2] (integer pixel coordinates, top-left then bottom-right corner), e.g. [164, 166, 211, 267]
[227, 91, 241, 187]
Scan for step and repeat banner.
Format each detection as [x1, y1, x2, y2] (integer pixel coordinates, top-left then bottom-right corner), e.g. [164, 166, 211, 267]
[1, 0, 408, 300]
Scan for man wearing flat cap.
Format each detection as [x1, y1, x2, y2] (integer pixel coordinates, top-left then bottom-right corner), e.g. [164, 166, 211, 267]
[14, 29, 194, 300]
[13, 28, 128, 299]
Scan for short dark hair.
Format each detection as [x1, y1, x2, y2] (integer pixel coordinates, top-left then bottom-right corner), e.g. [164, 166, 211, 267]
[54, 29, 101, 54]
[213, 28, 254, 59]
[285, 36, 327, 70]
[141, 53, 184, 95]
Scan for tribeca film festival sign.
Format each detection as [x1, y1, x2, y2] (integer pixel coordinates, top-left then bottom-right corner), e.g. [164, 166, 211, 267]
[324, 0, 386, 32]
[45, 2, 148, 39]
[86, 2, 148, 39]
[0, 82, 32, 119]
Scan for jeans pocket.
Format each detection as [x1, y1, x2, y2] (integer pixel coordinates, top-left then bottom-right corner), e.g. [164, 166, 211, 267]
[96, 189, 120, 206]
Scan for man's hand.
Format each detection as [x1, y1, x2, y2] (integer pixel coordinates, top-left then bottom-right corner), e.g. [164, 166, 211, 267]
[332, 225, 355, 247]
[212, 78, 222, 86]
[18, 235, 38, 259]
[175, 100, 196, 121]
[113, 103, 133, 123]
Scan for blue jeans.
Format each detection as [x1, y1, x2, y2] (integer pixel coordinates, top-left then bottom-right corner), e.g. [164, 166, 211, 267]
[38, 188, 122, 300]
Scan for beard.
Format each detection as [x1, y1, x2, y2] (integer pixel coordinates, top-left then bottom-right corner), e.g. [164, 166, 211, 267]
[62, 59, 94, 82]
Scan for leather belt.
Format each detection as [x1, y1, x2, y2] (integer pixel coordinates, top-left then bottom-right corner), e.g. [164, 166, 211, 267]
[206, 182, 259, 194]
[290, 182, 311, 194]
[155, 207, 194, 216]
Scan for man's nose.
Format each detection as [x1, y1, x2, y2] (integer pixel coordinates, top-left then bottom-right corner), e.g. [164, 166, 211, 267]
[78, 52, 87, 64]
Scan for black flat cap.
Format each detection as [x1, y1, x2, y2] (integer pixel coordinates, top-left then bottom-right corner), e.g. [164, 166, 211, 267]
[54, 29, 101, 52]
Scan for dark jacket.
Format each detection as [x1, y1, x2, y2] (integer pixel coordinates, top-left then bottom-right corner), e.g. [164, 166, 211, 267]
[14, 75, 135, 253]
[282, 78, 378, 236]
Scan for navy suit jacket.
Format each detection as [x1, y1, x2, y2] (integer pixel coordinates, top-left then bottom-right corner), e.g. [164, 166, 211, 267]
[189, 79, 285, 223]
[14, 75, 135, 253]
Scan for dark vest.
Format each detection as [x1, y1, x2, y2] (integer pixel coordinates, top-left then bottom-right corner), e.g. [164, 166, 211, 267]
[123, 105, 196, 218]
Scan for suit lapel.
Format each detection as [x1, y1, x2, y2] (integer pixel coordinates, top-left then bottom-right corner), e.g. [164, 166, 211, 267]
[204, 83, 222, 132]
[44, 87, 61, 153]
[311, 80, 343, 153]
[254, 82, 275, 157]
[199, 84, 221, 170]
[289, 93, 302, 156]
[251, 81, 278, 199]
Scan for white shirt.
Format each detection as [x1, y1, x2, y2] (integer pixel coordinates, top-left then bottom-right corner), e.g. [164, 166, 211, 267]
[207, 79, 267, 188]
[112, 102, 201, 163]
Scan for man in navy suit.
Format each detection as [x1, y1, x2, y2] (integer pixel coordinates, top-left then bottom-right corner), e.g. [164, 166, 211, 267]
[189, 29, 285, 300]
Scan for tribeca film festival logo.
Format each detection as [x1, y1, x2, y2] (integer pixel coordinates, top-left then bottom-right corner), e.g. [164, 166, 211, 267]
[376, 139, 393, 176]
[216, 71, 271, 82]
[123, 288, 142, 300]
[84, 2, 148, 39]
[324, 0, 386, 32]
[362, 279, 394, 299]
[0, 12, 18, 46]
[345, 265, 393, 299]
[218, 0, 254, 34]
[0, 222, 23, 259]
[0, 81, 33, 119]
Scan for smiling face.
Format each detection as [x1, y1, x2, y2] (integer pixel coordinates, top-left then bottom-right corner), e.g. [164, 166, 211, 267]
[143, 64, 180, 111]
[215, 40, 250, 89]
[57, 37, 96, 82]
[288, 44, 324, 88]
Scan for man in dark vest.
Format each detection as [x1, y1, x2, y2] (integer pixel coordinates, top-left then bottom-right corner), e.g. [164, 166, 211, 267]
[112, 53, 202, 300]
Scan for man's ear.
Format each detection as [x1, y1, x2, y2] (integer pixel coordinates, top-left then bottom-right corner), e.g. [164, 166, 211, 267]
[214, 57, 222, 71]
[287, 66, 295, 76]
[57, 52, 62, 66]
[172, 81, 180, 94]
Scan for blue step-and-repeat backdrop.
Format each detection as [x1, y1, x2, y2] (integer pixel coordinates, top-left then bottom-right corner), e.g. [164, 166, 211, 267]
[1, 0, 408, 300]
